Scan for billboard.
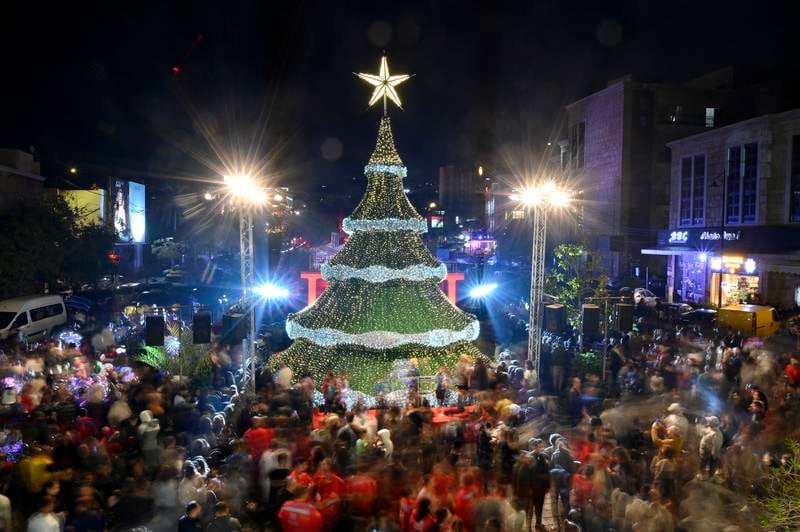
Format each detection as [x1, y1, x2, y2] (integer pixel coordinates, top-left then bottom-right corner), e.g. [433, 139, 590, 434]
[60, 189, 105, 227]
[110, 179, 146, 243]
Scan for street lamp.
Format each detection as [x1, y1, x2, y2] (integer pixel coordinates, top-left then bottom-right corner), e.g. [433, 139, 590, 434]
[224, 174, 268, 394]
[512, 181, 573, 386]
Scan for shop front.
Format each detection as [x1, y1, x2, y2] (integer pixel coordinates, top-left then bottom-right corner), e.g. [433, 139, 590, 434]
[642, 226, 800, 307]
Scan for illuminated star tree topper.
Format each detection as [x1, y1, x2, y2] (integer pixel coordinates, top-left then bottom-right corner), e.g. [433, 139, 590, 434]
[355, 55, 411, 115]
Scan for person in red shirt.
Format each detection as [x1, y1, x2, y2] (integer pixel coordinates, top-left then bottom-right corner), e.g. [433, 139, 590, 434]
[453, 472, 480, 531]
[399, 487, 416, 532]
[785, 355, 800, 387]
[288, 460, 314, 489]
[430, 464, 455, 508]
[313, 459, 344, 499]
[243, 416, 273, 462]
[345, 472, 377, 517]
[278, 481, 323, 532]
[570, 464, 595, 510]
[409, 497, 436, 532]
[314, 462, 345, 528]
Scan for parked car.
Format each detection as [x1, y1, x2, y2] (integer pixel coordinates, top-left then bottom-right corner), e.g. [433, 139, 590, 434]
[633, 288, 659, 307]
[0, 295, 67, 341]
[679, 308, 718, 332]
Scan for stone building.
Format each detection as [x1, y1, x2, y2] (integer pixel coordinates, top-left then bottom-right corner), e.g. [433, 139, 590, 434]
[642, 108, 800, 308]
[562, 68, 790, 282]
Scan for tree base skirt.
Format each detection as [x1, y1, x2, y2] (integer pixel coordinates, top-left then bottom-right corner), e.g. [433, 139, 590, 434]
[270, 339, 488, 394]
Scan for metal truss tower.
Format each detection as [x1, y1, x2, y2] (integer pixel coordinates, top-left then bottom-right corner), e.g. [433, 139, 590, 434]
[528, 205, 547, 381]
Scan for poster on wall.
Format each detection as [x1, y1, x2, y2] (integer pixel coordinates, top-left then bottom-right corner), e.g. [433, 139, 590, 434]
[110, 179, 146, 243]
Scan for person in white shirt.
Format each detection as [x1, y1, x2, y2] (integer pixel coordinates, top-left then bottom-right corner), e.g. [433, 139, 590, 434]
[664, 403, 689, 438]
[275, 363, 293, 390]
[698, 416, 724, 478]
[178, 461, 208, 507]
[0, 481, 11, 531]
[26, 497, 61, 532]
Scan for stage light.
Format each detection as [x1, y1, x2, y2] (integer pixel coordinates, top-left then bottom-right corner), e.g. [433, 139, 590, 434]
[255, 283, 290, 300]
[469, 283, 498, 299]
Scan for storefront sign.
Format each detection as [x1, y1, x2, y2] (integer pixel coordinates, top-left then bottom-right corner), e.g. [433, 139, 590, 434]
[668, 231, 688, 243]
[699, 230, 740, 241]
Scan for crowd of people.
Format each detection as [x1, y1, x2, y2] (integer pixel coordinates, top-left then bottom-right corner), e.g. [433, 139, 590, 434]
[0, 319, 799, 531]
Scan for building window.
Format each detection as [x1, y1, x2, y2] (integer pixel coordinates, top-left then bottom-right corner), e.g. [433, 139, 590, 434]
[679, 154, 706, 226]
[511, 210, 525, 220]
[790, 135, 800, 222]
[570, 122, 585, 169]
[726, 143, 758, 224]
[705, 108, 716, 128]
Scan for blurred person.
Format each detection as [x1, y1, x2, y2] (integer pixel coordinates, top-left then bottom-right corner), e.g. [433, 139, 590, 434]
[568, 378, 583, 425]
[137, 409, 160, 470]
[698, 416, 724, 478]
[784, 354, 800, 387]
[26, 497, 61, 532]
[178, 500, 203, 532]
[409, 497, 436, 532]
[178, 461, 207, 507]
[435, 367, 450, 407]
[278, 480, 323, 532]
[664, 403, 689, 438]
[206, 501, 242, 532]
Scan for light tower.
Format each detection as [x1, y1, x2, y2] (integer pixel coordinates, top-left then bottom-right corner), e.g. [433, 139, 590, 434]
[224, 174, 267, 393]
[513, 182, 573, 384]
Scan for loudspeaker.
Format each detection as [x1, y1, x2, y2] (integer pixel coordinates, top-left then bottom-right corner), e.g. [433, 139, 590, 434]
[615, 303, 634, 332]
[222, 313, 247, 345]
[581, 304, 600, 337]
[193, 311, 212, 344]
[545, 304, 567, 333]
[145, 316, 165, 346]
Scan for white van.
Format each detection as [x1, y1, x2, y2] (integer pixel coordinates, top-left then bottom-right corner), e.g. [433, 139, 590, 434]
[0, 295, 67, 341]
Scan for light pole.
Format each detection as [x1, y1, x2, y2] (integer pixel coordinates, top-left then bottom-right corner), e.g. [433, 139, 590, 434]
[224, 174, 267, 394]
[513, 182, 573, 387]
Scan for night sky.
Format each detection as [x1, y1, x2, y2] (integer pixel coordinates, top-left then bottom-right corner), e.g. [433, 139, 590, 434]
[2, 0, 795, 200]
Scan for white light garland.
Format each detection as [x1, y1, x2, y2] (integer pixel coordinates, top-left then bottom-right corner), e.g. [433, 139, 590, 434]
[321, 263, 447, 282]
[343, 217, 428, 234]
[364, 163, 407, 178]
[286, 319, 480, 349]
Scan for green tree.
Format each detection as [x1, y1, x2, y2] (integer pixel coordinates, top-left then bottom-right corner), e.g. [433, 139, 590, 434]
[151, 237, 185, 265]
[544, 243, 608, 325]
[753, 439, 800, 530]
[0, 196, 116, 298]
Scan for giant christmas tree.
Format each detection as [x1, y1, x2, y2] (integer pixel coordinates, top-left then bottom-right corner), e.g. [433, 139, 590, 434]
[273, 57, 484, 393]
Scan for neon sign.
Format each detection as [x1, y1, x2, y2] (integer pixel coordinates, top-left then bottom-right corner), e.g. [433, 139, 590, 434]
[700, 230, 739, 241]
[668, 231, 688, 243]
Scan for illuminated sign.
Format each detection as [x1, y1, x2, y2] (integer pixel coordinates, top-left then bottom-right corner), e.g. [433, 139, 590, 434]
[711, 255, 757, 274]
[666, 228, 741, 245]
[668, 231, 688, 243]
[699, 230, 739, 241]
[111, 179, 146, 243]
[129, 182, 146, 243]
[430, 215, 443, 228]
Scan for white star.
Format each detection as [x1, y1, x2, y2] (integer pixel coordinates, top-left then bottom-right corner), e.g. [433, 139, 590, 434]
[356, 56, 411, 113]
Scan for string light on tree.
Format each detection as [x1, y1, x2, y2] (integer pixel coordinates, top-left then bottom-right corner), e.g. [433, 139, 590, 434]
[274, 56, 485, 393]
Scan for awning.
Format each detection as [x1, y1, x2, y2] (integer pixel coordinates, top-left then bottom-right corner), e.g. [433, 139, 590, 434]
[641, 247, 700, 256]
